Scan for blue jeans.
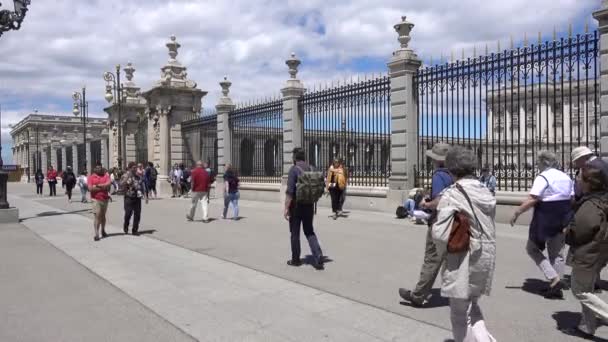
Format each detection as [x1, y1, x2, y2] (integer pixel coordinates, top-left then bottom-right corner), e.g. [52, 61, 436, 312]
[223, 191, 239, 218]
[405, 199, 416, 216]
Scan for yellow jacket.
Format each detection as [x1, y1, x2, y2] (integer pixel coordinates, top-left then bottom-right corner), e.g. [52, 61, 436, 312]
[327, 166, 347, 190]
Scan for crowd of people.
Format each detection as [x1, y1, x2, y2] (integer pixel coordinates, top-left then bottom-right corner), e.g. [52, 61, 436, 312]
[28, 142, 608, 341]
[395, 142, 608, 341]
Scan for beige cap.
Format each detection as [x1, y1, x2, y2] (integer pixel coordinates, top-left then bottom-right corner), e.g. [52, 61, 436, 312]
[571, 146, 593, 162]
[425, 142, 451, 161]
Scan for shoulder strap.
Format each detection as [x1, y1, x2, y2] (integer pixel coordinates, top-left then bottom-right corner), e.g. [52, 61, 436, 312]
[538, 174, 550, 196]
[455, 183, 483, 236]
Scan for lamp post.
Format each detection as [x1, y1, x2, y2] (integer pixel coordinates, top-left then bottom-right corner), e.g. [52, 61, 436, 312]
[72, 87, 88, 173]
[0, 0, 30, 38]
[104, 65, 123, 169]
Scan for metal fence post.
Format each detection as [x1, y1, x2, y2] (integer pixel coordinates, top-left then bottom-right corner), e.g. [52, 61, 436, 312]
[387, 16, 421, 201]
[216, 76, 235, 197]
[594, 1, 608, 161]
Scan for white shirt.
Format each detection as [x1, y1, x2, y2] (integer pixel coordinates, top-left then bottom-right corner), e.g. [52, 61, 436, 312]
[529, 168, 573, 202]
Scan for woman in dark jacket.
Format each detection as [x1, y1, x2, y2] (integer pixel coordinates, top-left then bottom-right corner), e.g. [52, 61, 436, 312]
[62, 166, 77, 202]
[34, 169, 44, 195]
[563, 166, 608, 337]
[222, 164, 240, 220]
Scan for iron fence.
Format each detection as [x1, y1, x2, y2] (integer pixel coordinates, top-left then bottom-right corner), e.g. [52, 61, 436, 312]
[301, 76, 391, 187]
[415, 30, 599, 191]
[229, 99, 283, 183]
[181, 111, 218, 173]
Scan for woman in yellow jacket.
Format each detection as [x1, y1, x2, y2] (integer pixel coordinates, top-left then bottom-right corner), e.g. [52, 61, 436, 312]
[327, 158, 347, 219]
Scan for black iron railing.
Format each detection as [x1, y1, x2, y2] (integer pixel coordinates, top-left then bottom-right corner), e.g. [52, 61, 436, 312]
[229, 99, 283, 183]
[301, 76, 391, 187]
[181, 111, 218, 173]
[415, 31, 599, 191]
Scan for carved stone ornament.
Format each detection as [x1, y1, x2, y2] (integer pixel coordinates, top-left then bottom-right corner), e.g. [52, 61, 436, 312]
[157, 35, 197, 89]
[394, 16, 414, 49]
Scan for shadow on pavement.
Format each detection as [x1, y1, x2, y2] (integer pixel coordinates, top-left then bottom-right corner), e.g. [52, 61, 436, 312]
[505, 278, 551, 297]
[302, 255, 333, 267]
[552, 311, 608, 341]
[399, 288, 449, 309]
[137, 229, 157, 235]
[19, 209, 91, 222]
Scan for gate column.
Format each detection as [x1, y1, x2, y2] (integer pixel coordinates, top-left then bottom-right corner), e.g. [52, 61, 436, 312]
[594, 2, 608, 160]
[387, 16, 421, 203]
[216, 77, 235, 198]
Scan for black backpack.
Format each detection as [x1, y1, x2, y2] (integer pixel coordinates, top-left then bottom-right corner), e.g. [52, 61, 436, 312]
[396, 206, 408, 219]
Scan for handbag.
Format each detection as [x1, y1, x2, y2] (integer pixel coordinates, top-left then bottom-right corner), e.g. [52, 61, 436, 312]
[447, 183, 482, 253]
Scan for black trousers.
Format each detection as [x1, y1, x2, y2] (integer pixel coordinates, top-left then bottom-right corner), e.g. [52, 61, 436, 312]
[66, 185, 74, 200]
[289, 204, 322, 261]
[48, 181, 57, 196]
[123, 196, 142, 232]
[329, 187, 344, 213]
[36, 184, 43, 194]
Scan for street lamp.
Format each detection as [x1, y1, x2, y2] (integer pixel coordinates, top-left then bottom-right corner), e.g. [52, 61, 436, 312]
[0, 0, 30, 38]
[72, 87, 88, 173]
[104, 65, 123, 169]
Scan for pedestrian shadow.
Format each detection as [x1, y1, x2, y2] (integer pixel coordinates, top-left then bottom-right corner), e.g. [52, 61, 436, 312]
[137, 229, 156, 236]
[505, 278, 552, 297]
[302, 255, 333, 266]
[19, 209, 90, 222]
[552, 311, 608, 341]
[399, 288, 449, 308]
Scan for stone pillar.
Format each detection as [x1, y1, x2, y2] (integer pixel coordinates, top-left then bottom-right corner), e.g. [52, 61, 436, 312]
[72, 141, 79, 173]
[125, 130, 136, 165]
[216, 77, 236, 198]
[100, 130, 109, 169]
[594, 2, 608, 160]
[141, 36, 206, 196]
[146, 109, 155, 163]
[281, 53, 306, 176]
[61, 144, 67, 170]
[387, 16, 421, 203]
[50, 139, 59, 171]
[41, 145, 49, 175]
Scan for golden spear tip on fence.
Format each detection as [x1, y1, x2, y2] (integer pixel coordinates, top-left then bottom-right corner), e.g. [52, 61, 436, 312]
[450, 50, 454, 62]
[553, 26, 557, 41]
[473, 46, 476, 57]
[497, 40, 501, 52]
[485, 44, 488, 55]
[461, 48, 465, 60]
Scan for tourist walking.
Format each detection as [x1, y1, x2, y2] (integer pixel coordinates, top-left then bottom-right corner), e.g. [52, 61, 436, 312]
[572, 146, 608, 291]
[511, 150, 573, 299]
[399, 142, 453, 307]
[120, 162, 145, 235]
[431, 146, 497, 342]
[222, 164, 240, 220]
[144, 162, 158, 199]
[326, 158, 347, 219]
[77, 170, 88, 203]
[479, 166, 497, 196]
[88, 163, 112, 241]
[47, 165, 58, 196]
[561, 165, 608, 338]
[34, 168, 44, 196]
[284, 147, 326, 270]
[170, 163, 182, 198]
[62, 166, 77, 202]
[186, 161, 211, 223]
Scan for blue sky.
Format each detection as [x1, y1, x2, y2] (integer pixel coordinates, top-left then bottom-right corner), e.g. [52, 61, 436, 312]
[0, 0, 599, 164]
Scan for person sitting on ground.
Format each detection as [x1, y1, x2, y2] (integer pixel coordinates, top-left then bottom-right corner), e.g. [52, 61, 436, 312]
[404, 188, 431, 224]
[561, 166, 608, 338]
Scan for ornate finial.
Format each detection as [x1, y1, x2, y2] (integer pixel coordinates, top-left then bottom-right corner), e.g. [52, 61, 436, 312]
[473, 45, 477, 57]
[510, 35, 514, 49]
[124, 62, 135, 82]
[485, 44, 488, 55]
[461, 48, 465, 60]
[167, 35, 181, 61]
[286, 52, 301, 79]
[450, 50, 454, 62]
[393, 16, 414, 49]
[219, 76, 231, 97]
[497, 40, 501, 52]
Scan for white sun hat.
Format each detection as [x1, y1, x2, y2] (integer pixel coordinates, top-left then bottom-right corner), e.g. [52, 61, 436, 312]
[571, 146, 593, 162]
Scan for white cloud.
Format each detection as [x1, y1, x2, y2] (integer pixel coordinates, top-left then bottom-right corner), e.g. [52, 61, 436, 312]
[0, 0, 600, 163]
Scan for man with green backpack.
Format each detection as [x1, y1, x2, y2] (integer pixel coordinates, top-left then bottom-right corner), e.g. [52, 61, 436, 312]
[284, 147, 326, 270]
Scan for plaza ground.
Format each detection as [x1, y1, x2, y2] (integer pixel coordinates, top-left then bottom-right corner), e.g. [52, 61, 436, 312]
[3, 182, 608, 341]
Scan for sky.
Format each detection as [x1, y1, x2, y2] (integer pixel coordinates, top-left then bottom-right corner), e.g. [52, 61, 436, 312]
[0, 0, 600, 164]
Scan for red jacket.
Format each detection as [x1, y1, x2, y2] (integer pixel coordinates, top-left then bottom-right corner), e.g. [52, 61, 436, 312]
[47, 170, 58, 182]
[190, 167, 210, 192]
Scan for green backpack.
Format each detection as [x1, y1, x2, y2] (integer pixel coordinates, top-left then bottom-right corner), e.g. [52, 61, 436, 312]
[295, 165, 325, 205]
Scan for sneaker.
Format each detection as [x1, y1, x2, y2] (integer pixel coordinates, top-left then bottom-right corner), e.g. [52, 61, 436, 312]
[398, 288, 425, 307]
[101, 230, 108, 238]
[93, 236, 100, 242]
[186, 215, 193, 222]
[123, 226, 128, 234]
[202, 219, 209, 223]
[132, 230, 140, 236]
